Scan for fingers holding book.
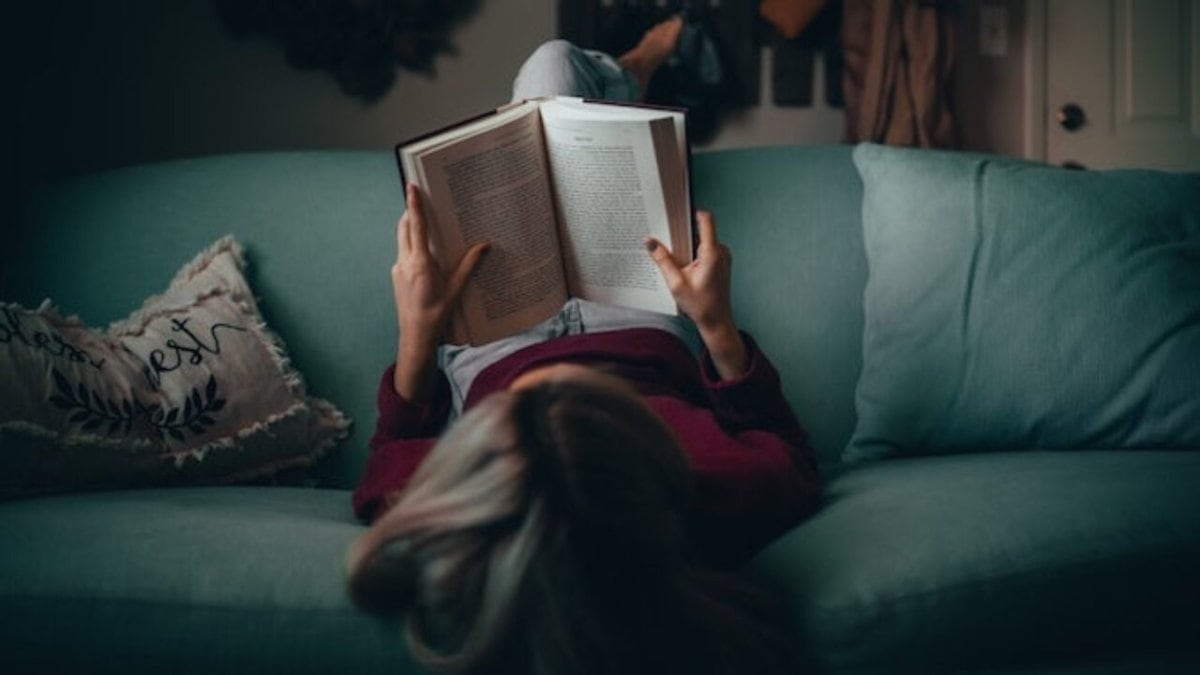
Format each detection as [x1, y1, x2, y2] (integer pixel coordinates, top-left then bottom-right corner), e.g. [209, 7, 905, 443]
[645, 210, 747, 379]
[645, 210, 733, 331]
[391, 185, 489, 399]
[397, 183, 434, 262]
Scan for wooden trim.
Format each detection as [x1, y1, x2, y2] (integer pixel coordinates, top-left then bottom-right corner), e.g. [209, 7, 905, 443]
[1023, 0, 1047, 161]
[1192, 0, 1200, 136]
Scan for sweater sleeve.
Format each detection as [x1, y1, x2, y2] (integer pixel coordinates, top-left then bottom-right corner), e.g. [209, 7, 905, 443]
[699, 333, 814, 468]
[351, 364, 450, 523]
[678, 333, 821, 566]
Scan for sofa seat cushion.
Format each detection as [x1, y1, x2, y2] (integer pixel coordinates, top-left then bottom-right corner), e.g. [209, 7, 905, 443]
[746, 451, 1200, 674]
[0, 487, 420, 674]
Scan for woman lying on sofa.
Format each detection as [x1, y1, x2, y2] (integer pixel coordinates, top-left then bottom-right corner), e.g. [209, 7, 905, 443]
[345, 17, 821, 675]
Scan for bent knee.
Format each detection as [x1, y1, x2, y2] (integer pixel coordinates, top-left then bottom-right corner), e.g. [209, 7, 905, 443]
[527, 40, 576, 65]
[512, 40, 580, 100]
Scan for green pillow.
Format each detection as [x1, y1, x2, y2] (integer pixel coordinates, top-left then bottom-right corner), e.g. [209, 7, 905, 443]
[847, 143, 1200, 462]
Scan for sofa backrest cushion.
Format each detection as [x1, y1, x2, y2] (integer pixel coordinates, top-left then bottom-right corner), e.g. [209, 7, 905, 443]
[5, 147, 869, 487]
[848, 143, 1200, 461]
[691, 146, 867, 468]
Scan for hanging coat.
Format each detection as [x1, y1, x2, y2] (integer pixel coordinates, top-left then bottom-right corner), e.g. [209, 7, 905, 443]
[842, 0, 957, 147]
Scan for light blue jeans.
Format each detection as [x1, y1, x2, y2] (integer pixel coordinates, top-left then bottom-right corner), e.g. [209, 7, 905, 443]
[510, 39, 641, 102]
[439, 299, 700, 415]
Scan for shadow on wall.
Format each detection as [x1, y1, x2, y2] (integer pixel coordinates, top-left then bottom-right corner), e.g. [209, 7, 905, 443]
[214, 0, 483, 102]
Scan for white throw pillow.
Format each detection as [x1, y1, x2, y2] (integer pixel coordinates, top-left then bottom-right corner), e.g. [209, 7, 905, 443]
[0, 237, 350, 496]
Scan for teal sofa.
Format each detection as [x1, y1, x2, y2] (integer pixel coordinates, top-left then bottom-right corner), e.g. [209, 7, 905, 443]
[2, 146, 1198, 674]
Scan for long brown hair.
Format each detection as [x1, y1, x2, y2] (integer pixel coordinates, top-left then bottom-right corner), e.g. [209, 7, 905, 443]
[346, 375, 797, 674]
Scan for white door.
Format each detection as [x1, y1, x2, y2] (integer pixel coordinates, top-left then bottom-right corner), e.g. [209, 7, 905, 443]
[1040, 0, 1200, 170]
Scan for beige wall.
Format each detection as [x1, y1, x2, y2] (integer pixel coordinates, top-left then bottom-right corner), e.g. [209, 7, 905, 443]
[7, 0, 1031, 192]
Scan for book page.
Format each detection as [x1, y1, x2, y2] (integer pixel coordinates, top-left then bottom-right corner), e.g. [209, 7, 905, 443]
[541, 98, 690, 227]
[408, 107, 568, 345]
[539, 101, 691, 315]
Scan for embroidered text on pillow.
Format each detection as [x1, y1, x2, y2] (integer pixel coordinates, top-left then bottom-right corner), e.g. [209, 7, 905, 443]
[134, 317, 247, 389]
[0, 306, 106, 370]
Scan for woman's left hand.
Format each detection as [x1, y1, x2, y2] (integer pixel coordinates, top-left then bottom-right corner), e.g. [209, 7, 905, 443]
[392, 184, 488, 400]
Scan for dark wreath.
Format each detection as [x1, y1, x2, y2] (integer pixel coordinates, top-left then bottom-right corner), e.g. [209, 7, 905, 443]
[215, 0, 483, 102]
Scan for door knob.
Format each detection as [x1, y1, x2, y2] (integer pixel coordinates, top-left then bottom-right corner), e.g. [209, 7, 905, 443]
[1057, 103, 1086, 132]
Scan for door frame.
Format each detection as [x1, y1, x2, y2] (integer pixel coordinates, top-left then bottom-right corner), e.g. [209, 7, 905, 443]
[1022, 0, 1047, 161]
[1023, 0, 1200, 168]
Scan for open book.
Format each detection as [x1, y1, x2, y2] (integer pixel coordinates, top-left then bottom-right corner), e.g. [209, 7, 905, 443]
[396, 96, 693, 346]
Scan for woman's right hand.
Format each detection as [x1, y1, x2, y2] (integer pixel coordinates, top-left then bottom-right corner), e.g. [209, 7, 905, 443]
[645, 210, 748, 379]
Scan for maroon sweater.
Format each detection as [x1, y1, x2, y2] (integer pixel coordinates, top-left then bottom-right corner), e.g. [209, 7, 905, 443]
[352, 328, 820, 567]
